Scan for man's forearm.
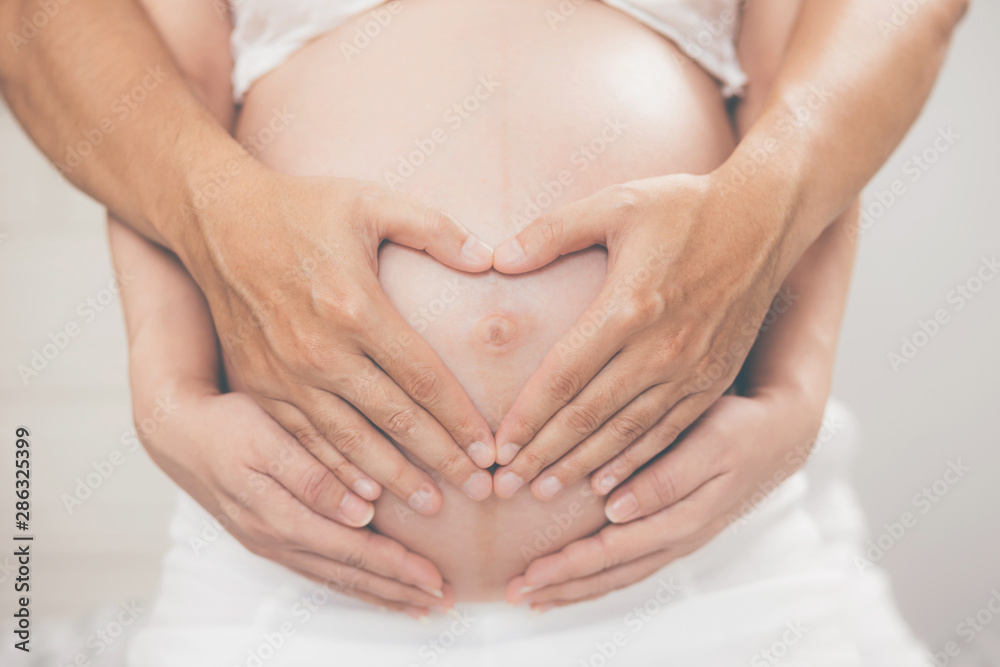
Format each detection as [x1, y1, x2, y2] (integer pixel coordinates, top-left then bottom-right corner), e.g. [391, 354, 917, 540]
[717, 0, 968, 280]
[0, 0, 244, 256]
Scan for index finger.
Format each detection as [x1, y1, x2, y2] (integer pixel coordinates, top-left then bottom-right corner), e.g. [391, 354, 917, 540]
[493, 279, 633, 465]
[360, 284, 497, 470]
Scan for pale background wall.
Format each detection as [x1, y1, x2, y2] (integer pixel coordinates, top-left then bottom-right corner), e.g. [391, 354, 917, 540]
[0, 2, 997, 664]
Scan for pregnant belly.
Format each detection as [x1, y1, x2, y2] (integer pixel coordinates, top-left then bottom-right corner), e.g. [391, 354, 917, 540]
[234, 0, 735, 599]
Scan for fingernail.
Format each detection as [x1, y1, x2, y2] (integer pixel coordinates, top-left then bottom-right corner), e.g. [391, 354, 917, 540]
[606, 491, 639, 523]
[462, 471, 493, 501]
[595, 473, 617, 495]
[498, 442, 520, 465]
[495, 238, 526, 267]
[339, 492, 375, 525]
[417, 584, 444, 599]
[537, 475, 563, 499]
[519, 584, 541, 595]
[468, 441, 494, 468]
[495, 471, 524, 497]
[353, 478, 379, 500]
[461, 235, 494, 265]
[408, 484, 436, 513]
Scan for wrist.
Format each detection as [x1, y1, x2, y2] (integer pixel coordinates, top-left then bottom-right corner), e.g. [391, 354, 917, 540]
[144, 109, 257, 275]
[707, 118, 815, 287]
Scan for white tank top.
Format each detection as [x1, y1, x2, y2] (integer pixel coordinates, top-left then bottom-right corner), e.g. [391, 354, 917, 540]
[228, 0, 747, 102]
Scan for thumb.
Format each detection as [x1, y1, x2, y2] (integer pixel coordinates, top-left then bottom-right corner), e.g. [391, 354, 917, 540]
[493, 192, 612, 274]
[375, 190, 494, 272]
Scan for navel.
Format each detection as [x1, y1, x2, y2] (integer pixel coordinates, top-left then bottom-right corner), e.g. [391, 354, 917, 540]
[475, 314, 518, 347]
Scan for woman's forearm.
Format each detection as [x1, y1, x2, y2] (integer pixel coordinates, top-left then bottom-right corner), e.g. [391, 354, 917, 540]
[739, 206, 858, 416]
[107, 216, 221, 408]
[0, 0, 242, 254]
[718, 0, 968, 283]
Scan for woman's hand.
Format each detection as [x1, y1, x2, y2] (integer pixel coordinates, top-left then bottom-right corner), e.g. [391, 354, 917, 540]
[139, 380, 454, 618]
[491, 173, 788, 499]
[505, 389, 824, 610]
[187, 166, 497, 511]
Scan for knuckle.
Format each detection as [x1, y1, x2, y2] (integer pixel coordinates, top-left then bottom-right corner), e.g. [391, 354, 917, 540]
[604, 183, 641, 218]
[350, 182, 384, 215]
[546, 366, 583, 404]
[288, 327, 333, 372]
[381, 460, 412, 495]
[401, 366, 443, 405]
[342, 548, 368, 571]
[423, 207, 455, 237]
[516, 446, 549, 473]
[333, 295, 368, 335]
[615, 295, 659, 332]
[535, 217, 562, 247]
[596, 530, 624, 569]
[555, 453, 596, 479]
[329, 428, 368, 460]
[433, 450, 468, 481]
[649, 465, 680, 507]
[655, 420, 684, 448]
[383, 406, 420, 440]
[562, 402, 605, 437]
[606, 412, 649, 445]
[297, 466, 339, 508]
[651, 335, 683, 369]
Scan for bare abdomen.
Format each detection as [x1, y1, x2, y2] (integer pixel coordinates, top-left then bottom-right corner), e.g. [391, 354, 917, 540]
[234, 0, 735, 599]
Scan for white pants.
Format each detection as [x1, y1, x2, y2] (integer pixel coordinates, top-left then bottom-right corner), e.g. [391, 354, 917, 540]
[127, 399, 926, 666]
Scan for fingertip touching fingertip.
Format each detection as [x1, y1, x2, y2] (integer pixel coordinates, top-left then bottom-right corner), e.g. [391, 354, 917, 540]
[493, 238, 526, 269]
[460, 235, 494, 267]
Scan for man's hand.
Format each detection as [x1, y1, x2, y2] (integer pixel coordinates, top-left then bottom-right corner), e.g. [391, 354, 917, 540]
[141, 382, 453, 618]
[505, 391, 823, 610]
[186, 166, 497, 512]
[490, 173, 786, 499]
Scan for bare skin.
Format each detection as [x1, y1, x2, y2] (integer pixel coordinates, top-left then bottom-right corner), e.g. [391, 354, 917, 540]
[115, 0, 856, 610]
[0, 0, 969, 518]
